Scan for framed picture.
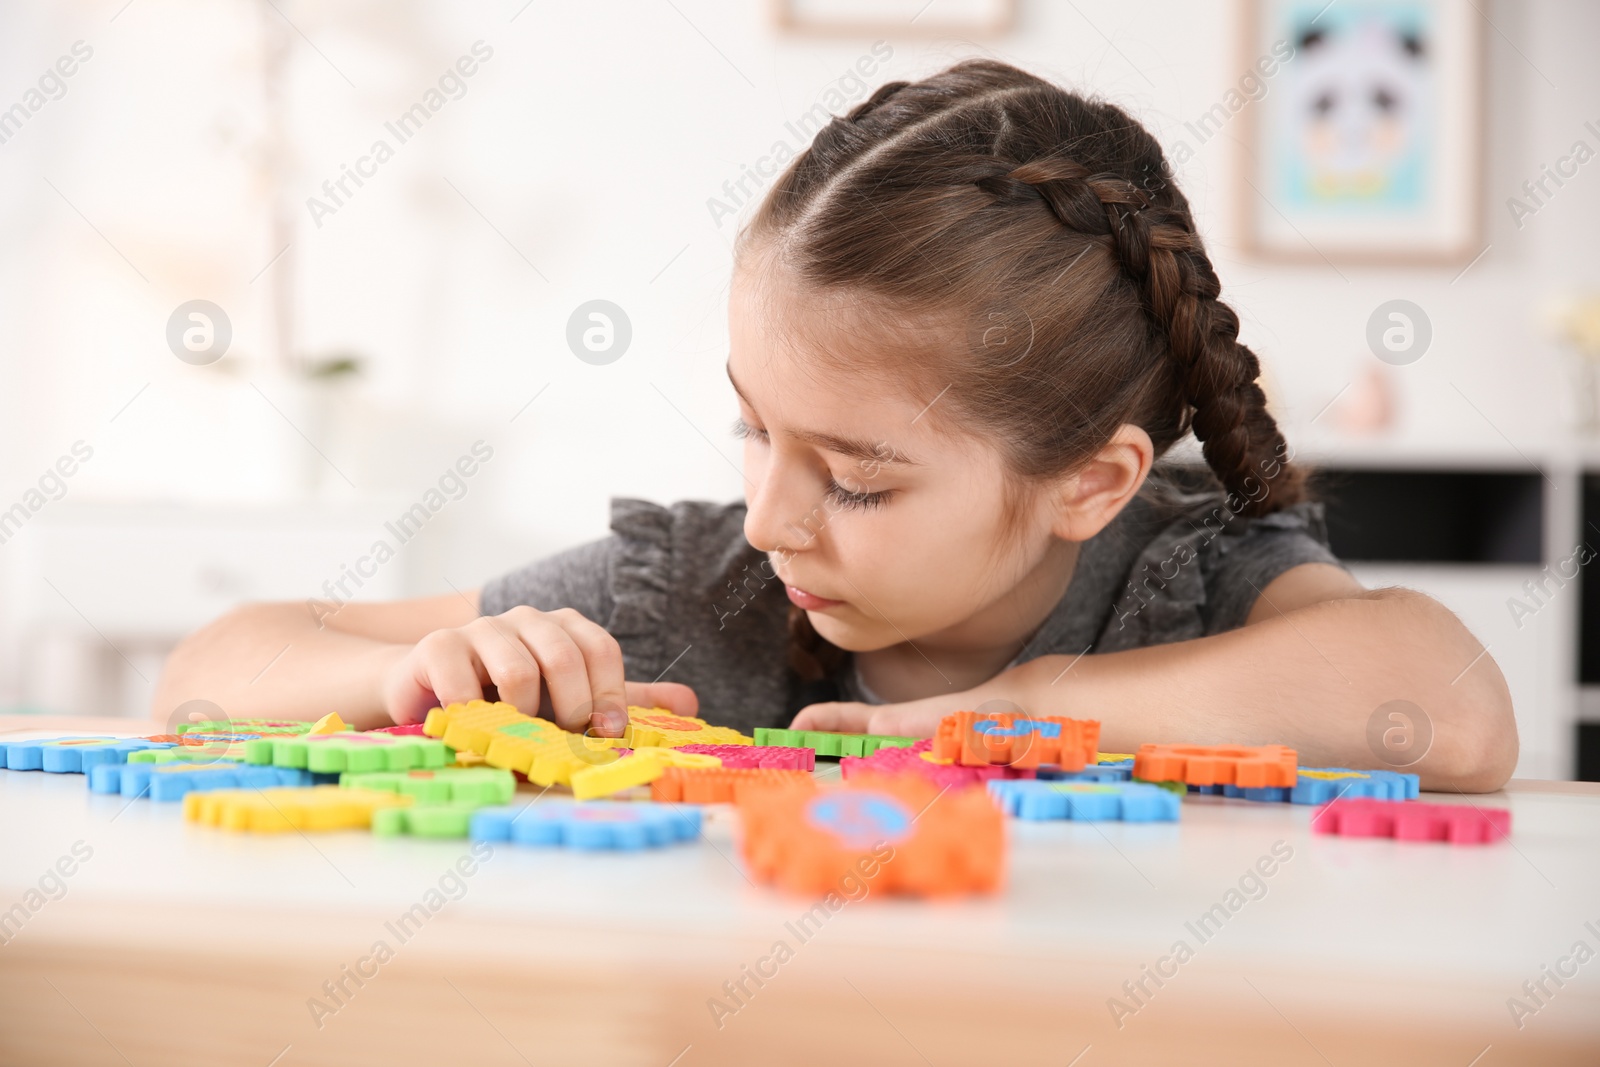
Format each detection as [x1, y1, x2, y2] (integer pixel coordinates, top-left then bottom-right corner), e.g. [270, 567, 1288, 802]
[1238, 0, 1484, 264]
[770, 0, 1015, 38]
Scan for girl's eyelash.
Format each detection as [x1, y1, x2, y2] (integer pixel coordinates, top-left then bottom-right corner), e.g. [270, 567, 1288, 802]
[731, 417, 768, 442]
[825, 481, 890, 511]
[734, 418, 891, 511]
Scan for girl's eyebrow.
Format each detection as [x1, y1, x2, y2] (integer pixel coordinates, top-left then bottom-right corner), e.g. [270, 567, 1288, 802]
[726, 361, 919, 467]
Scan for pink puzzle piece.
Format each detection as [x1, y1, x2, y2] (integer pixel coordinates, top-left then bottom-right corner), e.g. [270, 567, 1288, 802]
[840, 738, 1036, 788]
[674, 744, 814, 771]
[1312, 798, 1510, 844]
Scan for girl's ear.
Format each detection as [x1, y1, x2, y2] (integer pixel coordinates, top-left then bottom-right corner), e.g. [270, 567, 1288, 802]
[1050, 424, 1154, 542]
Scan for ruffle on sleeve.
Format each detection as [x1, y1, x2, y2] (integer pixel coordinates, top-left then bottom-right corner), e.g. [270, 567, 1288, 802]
[604, 496, 674, 680]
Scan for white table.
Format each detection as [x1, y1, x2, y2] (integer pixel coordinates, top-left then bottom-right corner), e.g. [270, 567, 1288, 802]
[1, 717, 1597, 1066]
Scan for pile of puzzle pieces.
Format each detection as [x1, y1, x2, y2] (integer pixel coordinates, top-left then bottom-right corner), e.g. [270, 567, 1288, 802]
[0, 701, 1516, 908]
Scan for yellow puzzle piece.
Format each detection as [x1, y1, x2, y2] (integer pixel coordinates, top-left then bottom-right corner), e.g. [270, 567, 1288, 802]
[308, 712, 347, 735]
[569, 749, 721, 800]
[421, 699, 749, 789]
[184, 786, 410, 832]
[623, 707, 753, 748]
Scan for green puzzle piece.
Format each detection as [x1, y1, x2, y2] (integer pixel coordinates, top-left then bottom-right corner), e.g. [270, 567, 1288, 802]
[753, 728, 921, 758]
[371, 803, 483, 838]
[245, 734, 450, 773]
[128, 744, 247, 765]
[341, 767, 514, 806]
[176, 719, 322, 736]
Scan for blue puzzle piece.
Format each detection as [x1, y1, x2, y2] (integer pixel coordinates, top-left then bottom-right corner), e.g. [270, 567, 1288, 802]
[1037, 764, 1133, 783]
[88, 761, 314, 799]
[1190, 767, 1421, 804]
[469, 801, 702, 850]
[1, 736, 107, 770]
[0, 737, 173, 773]
[987, 780, 1180, 822]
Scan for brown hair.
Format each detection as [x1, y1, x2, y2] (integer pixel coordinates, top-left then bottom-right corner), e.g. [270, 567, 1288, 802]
[734, 59, 1306, 684]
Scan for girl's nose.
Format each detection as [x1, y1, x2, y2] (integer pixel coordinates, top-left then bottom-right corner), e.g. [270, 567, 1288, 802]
[743, 461, 824, 558]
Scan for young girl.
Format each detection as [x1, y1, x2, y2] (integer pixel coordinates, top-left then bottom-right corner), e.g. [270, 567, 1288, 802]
[156, 60, 1515, 791]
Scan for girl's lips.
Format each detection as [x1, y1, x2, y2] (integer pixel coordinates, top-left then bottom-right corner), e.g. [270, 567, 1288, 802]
[786, 584, 844, 610]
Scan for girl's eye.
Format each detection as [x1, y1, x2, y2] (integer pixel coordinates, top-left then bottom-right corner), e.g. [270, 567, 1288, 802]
[825, 480, 890, 511]
[731, 417, 769, 443]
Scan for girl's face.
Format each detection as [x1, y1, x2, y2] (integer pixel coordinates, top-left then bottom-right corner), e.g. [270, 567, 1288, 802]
[727, 260, 1065, 654]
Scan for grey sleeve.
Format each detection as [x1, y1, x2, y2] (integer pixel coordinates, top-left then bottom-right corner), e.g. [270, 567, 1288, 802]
[478, 535, 617, 623]
[1202, 500, 1349, 635]
[476, 496, 760, 689]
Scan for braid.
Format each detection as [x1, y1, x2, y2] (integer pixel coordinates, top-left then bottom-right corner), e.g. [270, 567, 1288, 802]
[979, 156, 1303, 517]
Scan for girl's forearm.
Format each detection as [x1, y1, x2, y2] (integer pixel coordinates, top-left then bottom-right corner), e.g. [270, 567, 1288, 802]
[1048, 589, 1517, 792]
[152, 603, 405, 730]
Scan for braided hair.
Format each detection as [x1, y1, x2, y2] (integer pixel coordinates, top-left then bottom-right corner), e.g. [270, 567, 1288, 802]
[737, 59, 1306, 682]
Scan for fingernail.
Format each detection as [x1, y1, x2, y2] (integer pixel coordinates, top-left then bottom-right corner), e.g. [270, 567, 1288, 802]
[592, 710, 625, 736]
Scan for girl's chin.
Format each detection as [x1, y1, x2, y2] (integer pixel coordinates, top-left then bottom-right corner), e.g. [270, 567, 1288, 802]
[808, 613, 891, 653]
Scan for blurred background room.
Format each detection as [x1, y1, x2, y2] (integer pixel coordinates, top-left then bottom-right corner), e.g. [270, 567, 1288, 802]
[1, 0, 1597, 779]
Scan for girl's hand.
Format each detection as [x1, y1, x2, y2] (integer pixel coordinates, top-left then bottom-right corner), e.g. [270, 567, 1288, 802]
[380, 605, 698, 736]
[790, 658, 1053, 738]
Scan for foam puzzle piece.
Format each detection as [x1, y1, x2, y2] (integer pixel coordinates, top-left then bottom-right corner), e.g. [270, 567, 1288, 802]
[986, 780, 1181, 822]
[185, 786, 411, 832]
[738, 771, 1003, 897]
[1190, 767, 1422, 804]
[144, 733, 264, 746]
[482, 729, 623, 787]
[675, 744, 814, 771]
[371, 803, 486, 838]
[470, 801, 702, 850]
[176, 719, 315, 736]
[244, 733, 450, 773]
[308, 712, 347, 735]
[1133, 744, 1298, 788]
[651, 766, 815, 804]
[423, 699, 554, 752]
[368, 724, 430, 736]
[624, 708, 753, 748]
[128, 742, 250, 766]
[90, 761, 314, 799]
[422, 699, 740, 786]
[840, 738, 1036, 788]
[1097, 753, 1137, 763]
[569, 750, 721, 801]
[932, 711, 1100, 771]
[1036, 763, 1135, 784]
[753, 728, 921, 758]
[1312, 798, 1510, 843]
[341, 767, 517, 806]
[0, 737, 173, 773]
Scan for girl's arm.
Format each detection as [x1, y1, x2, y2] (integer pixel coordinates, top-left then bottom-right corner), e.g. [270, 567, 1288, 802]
[151, 593, 697, 733]
[794, 565, 1519, 792]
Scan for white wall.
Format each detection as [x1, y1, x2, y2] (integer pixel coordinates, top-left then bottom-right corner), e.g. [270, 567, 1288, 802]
[1, 1, 1597, 753]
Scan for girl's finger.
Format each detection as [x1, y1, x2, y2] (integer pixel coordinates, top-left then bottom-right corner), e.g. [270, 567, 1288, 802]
[463, 617, 545, 716]
[623, 681, 700, 718]
[545, 608, 630, 736]
[507, 616, 600, 732]
[413, 630, 486, 708]
[790, 701, 875, 733]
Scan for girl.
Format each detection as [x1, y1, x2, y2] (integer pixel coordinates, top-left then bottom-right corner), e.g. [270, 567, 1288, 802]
[156, 60, 1515, 791]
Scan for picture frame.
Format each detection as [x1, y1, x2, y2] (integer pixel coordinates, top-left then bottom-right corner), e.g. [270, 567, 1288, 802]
[1237, 0, 1484, 265]
[770, 0, 1015, 38]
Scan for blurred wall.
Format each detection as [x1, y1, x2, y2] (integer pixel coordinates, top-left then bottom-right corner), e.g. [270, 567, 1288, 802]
[1, 1, 1597, 726]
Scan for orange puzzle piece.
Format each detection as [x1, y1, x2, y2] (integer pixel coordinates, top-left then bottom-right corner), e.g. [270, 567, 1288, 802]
[932, 711, 1100, 771]
[1133, 744, 1298, 788]
[651, 766, 813, 804]
[736, 771, 1003, 898]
